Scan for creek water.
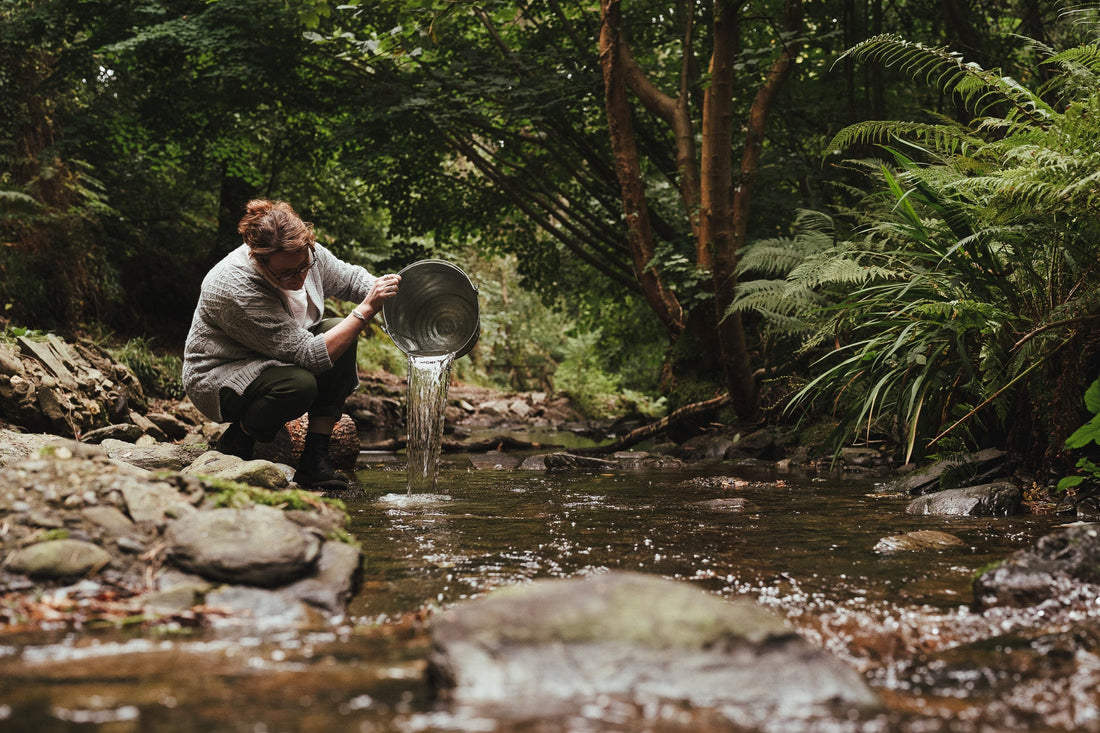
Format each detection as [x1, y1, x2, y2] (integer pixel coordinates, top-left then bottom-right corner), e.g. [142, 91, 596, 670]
[2, 458, 1099, 732]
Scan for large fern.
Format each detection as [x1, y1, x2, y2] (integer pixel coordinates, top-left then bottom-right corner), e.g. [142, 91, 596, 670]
[736, 38, 1100, 462]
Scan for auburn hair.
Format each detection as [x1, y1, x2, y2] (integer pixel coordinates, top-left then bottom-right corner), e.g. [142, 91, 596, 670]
[238, 199, 315, 259]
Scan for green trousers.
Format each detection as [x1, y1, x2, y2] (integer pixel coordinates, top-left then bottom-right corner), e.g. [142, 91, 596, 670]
[218, 317, 357, 442]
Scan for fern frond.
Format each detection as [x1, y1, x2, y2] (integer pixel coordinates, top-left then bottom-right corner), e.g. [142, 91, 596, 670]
[838, 34, 1053, 126]
[827, 122, 981, 158]
[787, 256, 894, 288]
[728, 279, 826, 317]
[738, 240, 812, 277]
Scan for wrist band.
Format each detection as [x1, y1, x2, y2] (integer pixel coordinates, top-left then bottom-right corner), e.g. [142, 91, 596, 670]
[351, 310, 370, 323]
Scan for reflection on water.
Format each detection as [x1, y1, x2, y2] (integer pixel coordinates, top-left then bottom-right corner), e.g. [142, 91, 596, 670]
[404, 353, 455, 494]
[1, 461, 1097, 732]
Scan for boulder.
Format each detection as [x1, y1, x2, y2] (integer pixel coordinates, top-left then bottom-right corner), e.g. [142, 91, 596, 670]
[182, 451, 291, 491]
[906, 481, 1022, 516]
[281, 541, 363, 615]
[164, 505, 322, 587]
[973, 522, 1100, 610]
[203, 586, 318, 630]
[427, 572, 879, 725]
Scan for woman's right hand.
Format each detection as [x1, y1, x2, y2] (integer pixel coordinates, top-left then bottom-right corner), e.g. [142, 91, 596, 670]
[362, 273, 401, 313]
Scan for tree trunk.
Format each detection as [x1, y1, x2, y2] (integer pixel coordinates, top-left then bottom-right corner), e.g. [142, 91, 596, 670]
[699, 2, 754, 421]
[214, 166, 257, 266]
[704, 0, 803, 424]
[599, 0, 685, 340]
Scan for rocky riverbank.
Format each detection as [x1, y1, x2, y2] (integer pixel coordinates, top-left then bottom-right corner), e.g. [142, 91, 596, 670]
[2, 331, 1098, 634]
[7, 334, 1100, 730]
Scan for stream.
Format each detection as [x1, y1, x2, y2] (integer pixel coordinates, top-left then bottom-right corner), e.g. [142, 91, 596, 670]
[2, 455, 1097, 732]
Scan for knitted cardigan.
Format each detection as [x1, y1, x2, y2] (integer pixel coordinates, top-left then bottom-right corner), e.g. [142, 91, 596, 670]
[182, 243, 376, 423]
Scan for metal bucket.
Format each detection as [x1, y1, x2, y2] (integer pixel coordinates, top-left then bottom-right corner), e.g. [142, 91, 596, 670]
[382, 259, 480, 358]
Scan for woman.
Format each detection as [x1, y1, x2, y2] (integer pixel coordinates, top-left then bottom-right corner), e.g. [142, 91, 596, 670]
[183, 199, 400, 490]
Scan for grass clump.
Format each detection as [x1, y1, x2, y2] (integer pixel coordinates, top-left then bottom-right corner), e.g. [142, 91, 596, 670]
[108, 336, 184, 400]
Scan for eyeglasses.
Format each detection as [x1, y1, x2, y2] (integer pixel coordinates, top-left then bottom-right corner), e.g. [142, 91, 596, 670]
[264, 250, 315, 283]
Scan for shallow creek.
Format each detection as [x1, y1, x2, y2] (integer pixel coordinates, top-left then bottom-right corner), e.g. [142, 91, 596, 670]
[2, 457, 1098, 732]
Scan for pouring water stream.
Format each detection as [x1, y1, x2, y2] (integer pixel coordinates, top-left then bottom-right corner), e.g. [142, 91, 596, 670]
[404, 352, 456, 494]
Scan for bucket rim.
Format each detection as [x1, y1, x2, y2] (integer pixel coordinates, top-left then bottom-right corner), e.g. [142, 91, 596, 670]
[381, 258, 481, 359]
[395, 258, 478, 289]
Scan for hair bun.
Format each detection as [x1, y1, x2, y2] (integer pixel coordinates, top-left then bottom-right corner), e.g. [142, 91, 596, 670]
[245, 199, 272, 216]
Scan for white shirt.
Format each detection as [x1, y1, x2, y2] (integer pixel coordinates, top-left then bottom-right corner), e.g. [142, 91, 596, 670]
[281, 285, 321, 328]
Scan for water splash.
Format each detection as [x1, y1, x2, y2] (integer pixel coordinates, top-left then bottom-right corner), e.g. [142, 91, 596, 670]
[405, 353, 455, 494]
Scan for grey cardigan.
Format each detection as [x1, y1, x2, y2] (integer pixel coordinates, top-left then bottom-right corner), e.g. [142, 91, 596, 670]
[182, 243, 375, 422]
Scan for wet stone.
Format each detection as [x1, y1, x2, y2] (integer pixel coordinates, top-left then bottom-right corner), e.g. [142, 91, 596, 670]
[204, 586, 317, 630]
[874, 529, 967, 553]
[281, 541, 363, 615]
[906, 481, 1022, 517]
[690, 497, 756, 512]
[543, 452, 617, 471]
[518, 455, 547, 470]
[974, 522, 1100, 610]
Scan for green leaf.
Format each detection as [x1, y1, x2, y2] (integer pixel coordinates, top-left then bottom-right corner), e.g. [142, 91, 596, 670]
[1065, 414, 1100, 450]
[1057, 475, 1085, 492]
[1085, 378, 1100, 415]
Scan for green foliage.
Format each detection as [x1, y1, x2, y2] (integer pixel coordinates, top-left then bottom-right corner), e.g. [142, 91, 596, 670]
[107, 337, 184, 400]
[0, 324, 47, 343]
[1058, 378, 1100, 492]
[732, 30, 1100, 463]
[551, 330, 666, 421]
[354, 322, 409, 377]
[551, 334, 622, 421]
[1065, 379, 1100, 450]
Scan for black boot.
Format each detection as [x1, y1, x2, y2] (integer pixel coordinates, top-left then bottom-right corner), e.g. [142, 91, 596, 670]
[216, 422, 255, 460]
[294, 432, 349, 490]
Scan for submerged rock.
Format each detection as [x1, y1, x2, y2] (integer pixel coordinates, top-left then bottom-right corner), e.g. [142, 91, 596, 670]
[543, 452, 617, 470]
[427, 571, 879, 725]
[690, 497, 756, 512]
[874, 529, 967, 553]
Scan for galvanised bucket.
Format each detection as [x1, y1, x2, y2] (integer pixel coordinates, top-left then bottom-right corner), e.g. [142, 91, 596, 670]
[382, 259, 480, 358]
